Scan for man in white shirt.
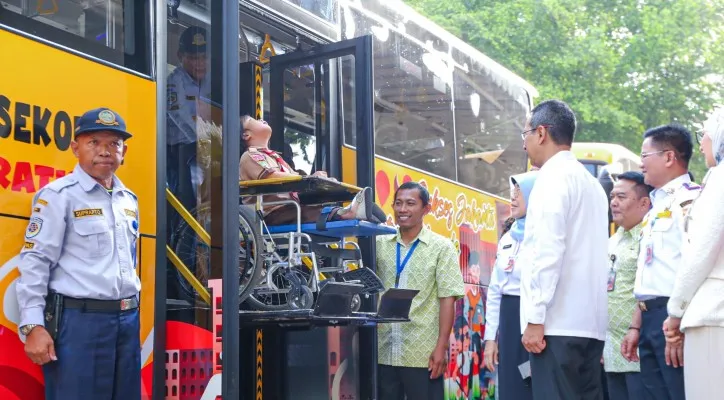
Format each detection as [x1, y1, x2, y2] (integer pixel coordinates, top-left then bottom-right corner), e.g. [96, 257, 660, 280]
[519, 100, 609, 400]
[622, 124, 698, 400]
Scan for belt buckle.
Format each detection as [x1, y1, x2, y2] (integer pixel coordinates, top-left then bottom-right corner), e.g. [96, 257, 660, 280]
[120, 298, 133, 311]
[638, 301, 648, 312]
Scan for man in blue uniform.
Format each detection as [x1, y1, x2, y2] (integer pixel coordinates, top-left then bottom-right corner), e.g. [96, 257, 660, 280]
[167, 25, 210, 212]
[15, 108, 141, 400]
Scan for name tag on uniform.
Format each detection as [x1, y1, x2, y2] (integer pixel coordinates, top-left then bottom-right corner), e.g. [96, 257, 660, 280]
[73, 208, 103, 218]
[607, 269, 616, 292]
[645, 243, 654, 266]
[504, 257, 515, 272]
[502, 244, 512, 249]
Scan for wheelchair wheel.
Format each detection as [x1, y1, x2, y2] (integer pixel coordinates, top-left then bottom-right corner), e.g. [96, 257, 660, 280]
[173, 203, 263, 305]
[244, 262, 315, 311]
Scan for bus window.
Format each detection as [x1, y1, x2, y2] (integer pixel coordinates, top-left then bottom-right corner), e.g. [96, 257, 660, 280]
[453, 50, 530, 198]
[0, 0, 151, 75]
[580, 162, 598, 177]
[341, 4, 457, 181]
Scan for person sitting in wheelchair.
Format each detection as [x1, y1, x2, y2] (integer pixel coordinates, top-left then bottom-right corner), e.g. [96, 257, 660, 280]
[239, 115, 387, 227]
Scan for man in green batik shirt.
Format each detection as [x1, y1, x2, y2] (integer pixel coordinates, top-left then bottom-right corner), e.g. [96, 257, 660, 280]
[604, 171, 653, 400]
[376, 181, 465, 400]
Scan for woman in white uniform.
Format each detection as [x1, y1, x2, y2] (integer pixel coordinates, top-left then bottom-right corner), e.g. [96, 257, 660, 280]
[483, 171, 538, 400]
[665, 107, 724, 399]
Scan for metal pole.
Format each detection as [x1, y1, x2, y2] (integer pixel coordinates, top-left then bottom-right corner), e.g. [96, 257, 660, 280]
[151, 0, 169, 398]
[221, 0, 241, 398]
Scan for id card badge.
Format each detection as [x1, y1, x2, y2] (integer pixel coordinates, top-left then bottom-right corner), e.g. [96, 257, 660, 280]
[607, 269, 616, 292]
[644, 242, 654, 266]
[504, 257, 515, 272]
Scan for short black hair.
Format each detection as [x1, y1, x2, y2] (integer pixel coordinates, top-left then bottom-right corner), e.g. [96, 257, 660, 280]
[617, 171, 654, 198]
[642, 124, 694, 166]
[530, 100, 577, 146]
[394, 181, 430, 206]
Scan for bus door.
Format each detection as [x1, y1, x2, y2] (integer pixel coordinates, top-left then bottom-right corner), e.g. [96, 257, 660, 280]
[238, 35, 382, 400]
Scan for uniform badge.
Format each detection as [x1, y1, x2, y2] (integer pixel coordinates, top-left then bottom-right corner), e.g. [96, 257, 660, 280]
[97, 109, 119, 126]
[504, 257, 515, 272]
[25, 217, 43, 239]
[656, 210, 672, 219]
[36, 199, 48, 206]
[192, 33, 206, 46]
[168, 90, 178, 106]
[23, 241, 35, 249]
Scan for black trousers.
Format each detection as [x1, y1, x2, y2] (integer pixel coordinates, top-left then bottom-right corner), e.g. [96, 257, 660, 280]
[606, 372, 646, 400]
[530, 336, 605, 400]
[378, 364, 443, 400]
[498, 295, 533, 400]
[638, 298, 685, 400]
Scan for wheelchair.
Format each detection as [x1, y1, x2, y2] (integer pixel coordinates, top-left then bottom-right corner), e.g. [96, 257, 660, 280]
[172, 176, 395, 311]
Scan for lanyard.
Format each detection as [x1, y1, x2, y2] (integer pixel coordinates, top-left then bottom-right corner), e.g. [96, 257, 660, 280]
[396, 240, 420, 288]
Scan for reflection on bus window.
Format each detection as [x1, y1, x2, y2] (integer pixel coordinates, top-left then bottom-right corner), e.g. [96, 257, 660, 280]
[284, 0, 337, 23]
[341, 4, 456, 180]
[339, 1, 529, 193]
[0, 0, 150, 74]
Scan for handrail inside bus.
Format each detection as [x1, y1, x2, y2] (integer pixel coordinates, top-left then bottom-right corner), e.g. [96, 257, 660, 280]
[166, 188, 211, 246]
[166, 245, 211, 305]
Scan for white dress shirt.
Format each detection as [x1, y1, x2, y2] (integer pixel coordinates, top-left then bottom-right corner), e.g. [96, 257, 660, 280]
[634, 174, 701, 300]
[484, 231, 523, 341]
[519, 151, 609, 340]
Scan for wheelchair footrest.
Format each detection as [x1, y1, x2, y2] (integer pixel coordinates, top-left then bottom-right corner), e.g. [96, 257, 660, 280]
[341, 268, 385, 294]
[311, 243, 361, 261]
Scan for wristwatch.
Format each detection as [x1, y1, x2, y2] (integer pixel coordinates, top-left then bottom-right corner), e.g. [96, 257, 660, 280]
[20, 324, 40, 336]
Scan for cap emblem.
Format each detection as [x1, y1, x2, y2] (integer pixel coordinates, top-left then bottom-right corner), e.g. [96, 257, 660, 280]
[96, 109, 119, 126]
[192, 33, 206, 46]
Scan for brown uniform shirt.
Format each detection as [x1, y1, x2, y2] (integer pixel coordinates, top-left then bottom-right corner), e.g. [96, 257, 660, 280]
[239, 147, 324, 224]
[239, 147, 296, 217]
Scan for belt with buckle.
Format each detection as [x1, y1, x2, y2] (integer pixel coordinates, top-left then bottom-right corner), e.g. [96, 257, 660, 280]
[637, 297, 669, 312]
[64, 295, 139, 312]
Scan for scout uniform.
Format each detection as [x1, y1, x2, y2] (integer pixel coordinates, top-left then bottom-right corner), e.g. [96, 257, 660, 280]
[633, 173, 701, 400]
[239, 146, 322, 225]
[15, 108, 141, 400]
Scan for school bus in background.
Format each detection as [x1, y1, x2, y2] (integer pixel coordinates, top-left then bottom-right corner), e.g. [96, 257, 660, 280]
[0, 0, 535, 398]
[572, 142, 641, 179]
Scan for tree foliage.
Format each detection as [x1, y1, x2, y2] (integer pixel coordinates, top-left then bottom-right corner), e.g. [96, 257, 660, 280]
[405, 0, 724, 178]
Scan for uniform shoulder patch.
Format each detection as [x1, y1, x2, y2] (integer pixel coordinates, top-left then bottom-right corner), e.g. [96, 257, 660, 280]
[23, 241, 35, 249]
[250, 153, 266, 162]
[25, 217, 43, 239]
[36, 199, 48, 206]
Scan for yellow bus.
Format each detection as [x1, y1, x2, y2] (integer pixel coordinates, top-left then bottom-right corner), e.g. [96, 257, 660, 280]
[572, 142, 641, 178]
[0, 0, 535, 398]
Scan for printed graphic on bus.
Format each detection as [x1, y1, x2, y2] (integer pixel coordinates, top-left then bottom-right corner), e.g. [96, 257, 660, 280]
[0, 30, 157, 400]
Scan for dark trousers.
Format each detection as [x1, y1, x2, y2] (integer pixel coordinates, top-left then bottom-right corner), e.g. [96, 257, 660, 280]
[638, 299, 685, 400]
[378, 364, 443, 400]
[43, 307, 141, 400]
[530, 336, 605, 400]
[606, 372, 646, 400]
[498, 295, 533, 400]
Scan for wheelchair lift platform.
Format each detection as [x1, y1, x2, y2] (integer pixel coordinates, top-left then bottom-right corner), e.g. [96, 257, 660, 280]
[239, 283, 419, 329]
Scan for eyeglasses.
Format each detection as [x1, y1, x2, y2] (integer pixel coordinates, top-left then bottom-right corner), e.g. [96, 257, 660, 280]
[695, 131, 705, 145]
[520, 125, 553, 141]
[640, 150, 668, 159]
